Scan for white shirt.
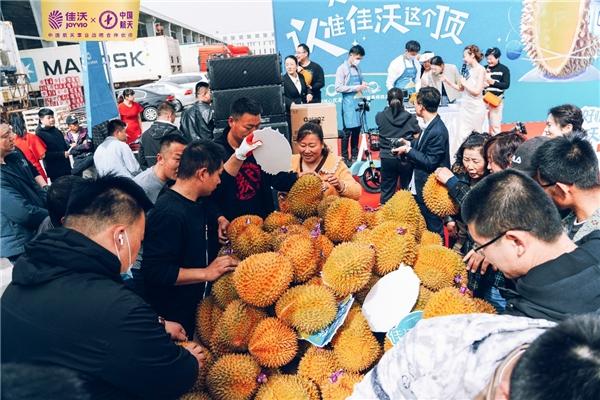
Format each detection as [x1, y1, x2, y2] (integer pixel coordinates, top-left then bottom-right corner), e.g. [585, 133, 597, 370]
[386, 54, 423, 90]
[289, 73, 302, 94]
[94, 136, 141, 178]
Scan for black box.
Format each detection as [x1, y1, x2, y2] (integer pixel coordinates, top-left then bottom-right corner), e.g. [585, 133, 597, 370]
[212, 85, 285, 121]
[208, 54, 282, 90]
[214, 121, 289, 143]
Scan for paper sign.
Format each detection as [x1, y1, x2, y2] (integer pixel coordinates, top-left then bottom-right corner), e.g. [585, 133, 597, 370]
[300, 295, 354, 348]
[386, 311, 423, 346]
[41, 0, 140, 41]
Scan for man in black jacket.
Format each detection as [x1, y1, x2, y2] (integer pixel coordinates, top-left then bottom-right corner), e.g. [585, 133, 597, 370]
[392, 87, 450, 235]
[138, 102, 186, 169]
[180, 82, 214, 141]
[141, 140, 239, 336]
[1, 176, 204, 399]
[35, 108, 71, 181]
[462, 169, 600, 322]
[296, 43, 325, 103]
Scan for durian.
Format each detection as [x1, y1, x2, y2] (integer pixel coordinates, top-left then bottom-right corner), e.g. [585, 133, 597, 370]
[275, 284, 338, 333]
[320, 371, 363, 400]
[298, 347, 341, 387]
[473, 298, 498, 314]
[332, 308, 381, 373]
[384, 336, 394, 352]
[207, 354, 260, 400]
[196, 296, 222, 347]
[287, 174, 324, 219]
[279, 234, 319, 283]
[233, 252, 293, 307]
[521, 0, 600, 78]
[271, 225, 311, 251]
[263, 211, 300, 233]
[211, 272, 239, 309]
[318, 195, 339, 219]
[179, 392, 211, 400]
[370, 222, 418, 274]
[248, 318, 299, 368]
[302, 216, 321, 231]
[423, 287, 478, 318]
[227, 215, 263, 241]
[231, 224, 272, 260]
[378, 190, 422, 230]
[413, 284, 435, 311]
[322, 243, 375, 297]
[414, 244, 467, 291]
[255, 374, 313, 400]
[422, 174, 459, 217]
[354, 274, 379, 304]
[210, 300, 266, 355]
[324, 198, 365, 243]
[420, 230, 443, 246]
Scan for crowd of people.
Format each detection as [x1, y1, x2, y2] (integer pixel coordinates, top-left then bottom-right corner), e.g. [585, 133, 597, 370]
[1, 39, 599, 399]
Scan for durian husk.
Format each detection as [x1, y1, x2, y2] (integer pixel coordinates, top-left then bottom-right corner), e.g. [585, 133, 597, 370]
[377, 190, 422, 234]
[179, 392, 211, 400]
[196, 296, 222, 347]
[248, 318, 298, 368]
[227, 215, 263, 242]
[275, 284, 338, 334]
[211, 272, 239, 309]
[323, 198, 365, 243]
[370, 222, 418, 275]
[313, 233, 334, 270]
[420, 230, 443, 246]
[521, 0, 600, 78]
[271, 225, 311, 251]
[233, 252, 294, 307]
[412, 284, 435, 311]
[320, 371, 363, 400]
[263, 211, 300, 233]
[207, 354, 260, 400]
[279, 234, 319, 283]
[317, 195, 339, 219]
[302, 216, 321, 231]
[255, 374, 313, 400]
[287, 174, 324, 219]
[414, 244, 467, 291]
[210, 300, 267, 355]
[321, 242, 376, 297]
[354, 274, 380, 304]
[422, 174, 459, 217]
[298, 347, 341, 388]
[473, 297, 498, 314]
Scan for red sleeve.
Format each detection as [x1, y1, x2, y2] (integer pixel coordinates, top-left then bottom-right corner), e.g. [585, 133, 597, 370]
[29, 134, 47, 158]
[136, 102, 144, 114]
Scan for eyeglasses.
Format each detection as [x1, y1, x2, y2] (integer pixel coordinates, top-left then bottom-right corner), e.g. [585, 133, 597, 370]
[472, 228, 531, 254]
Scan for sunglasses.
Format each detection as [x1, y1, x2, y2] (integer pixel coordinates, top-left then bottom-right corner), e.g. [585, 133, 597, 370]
[472, 228, 531, 254]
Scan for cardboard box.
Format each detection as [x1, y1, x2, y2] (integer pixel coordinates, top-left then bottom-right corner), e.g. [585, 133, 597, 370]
[290, 103, 338, 140]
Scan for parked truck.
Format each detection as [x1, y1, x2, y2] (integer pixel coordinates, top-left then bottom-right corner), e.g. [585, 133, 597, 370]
[19, 36, 182, 92]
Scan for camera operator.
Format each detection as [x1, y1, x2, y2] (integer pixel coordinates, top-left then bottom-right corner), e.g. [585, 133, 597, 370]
[392, 87, 450, 236]
[335, 45, 368, 166]
[376, 88, 420, 204]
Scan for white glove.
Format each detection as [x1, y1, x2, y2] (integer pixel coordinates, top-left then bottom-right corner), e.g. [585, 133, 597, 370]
[234, 133, 262, 161]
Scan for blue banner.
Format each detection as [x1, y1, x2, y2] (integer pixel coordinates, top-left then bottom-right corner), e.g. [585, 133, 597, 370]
[80, 41, 118, 134]
[273, 0, 600, 129]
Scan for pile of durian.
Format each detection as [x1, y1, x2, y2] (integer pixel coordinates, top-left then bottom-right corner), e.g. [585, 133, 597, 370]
[181, 175, 494, 400]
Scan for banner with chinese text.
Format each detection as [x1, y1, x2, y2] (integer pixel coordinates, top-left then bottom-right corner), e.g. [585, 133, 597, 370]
[273, 0, 600, 126]
[41, 0, 140, 41]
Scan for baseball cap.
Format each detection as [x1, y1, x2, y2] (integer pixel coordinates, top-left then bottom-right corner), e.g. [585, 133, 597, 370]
[66, 115, 79, 125]
[510, 136, 551, 176]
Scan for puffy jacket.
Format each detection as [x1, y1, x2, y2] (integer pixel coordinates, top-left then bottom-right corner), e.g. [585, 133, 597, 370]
[179, 101, 214, 142]
[138, 121, 185, 169]
[1, 227, 198, 399]
[0, 149, 47, 258]
[375, 106, 420, 159]
[35, 125, 71, 180]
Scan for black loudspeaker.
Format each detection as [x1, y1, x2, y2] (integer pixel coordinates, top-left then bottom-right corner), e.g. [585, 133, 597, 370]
[212, 85, 285, 121]
[208, 54, 282, 90]
[214, 121, 289, 143]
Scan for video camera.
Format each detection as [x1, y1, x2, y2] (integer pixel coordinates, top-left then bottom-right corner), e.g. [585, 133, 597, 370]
[356, 97, 370, 112]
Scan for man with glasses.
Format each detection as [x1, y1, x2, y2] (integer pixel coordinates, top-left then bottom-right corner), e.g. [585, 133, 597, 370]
[462, 169, 600, 322]
[530, 135, 600, 243]
[295, 43, 325, 103]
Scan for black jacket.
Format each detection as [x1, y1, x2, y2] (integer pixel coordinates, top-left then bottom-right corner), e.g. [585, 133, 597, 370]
[179, 101, 214, 142]
[210, 128, 297, 220]
[283, 73, 309, 113]
[301, 60, 325, 103]
[138, 121, 186, 169]
[405, 115, 450, 197]
[1, 228, 198, 400]
[503, 230, 600, 322]
[376, 107, 420, 159]
[36, 125, 71, 180]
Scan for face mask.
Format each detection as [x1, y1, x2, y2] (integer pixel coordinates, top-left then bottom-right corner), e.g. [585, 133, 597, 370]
[352, 58, 361, 66]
